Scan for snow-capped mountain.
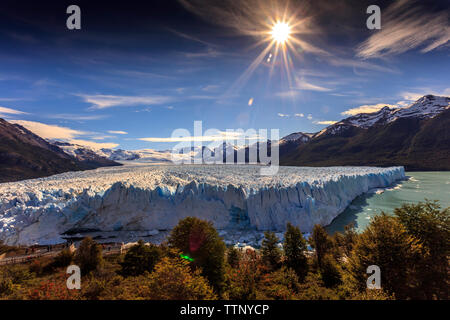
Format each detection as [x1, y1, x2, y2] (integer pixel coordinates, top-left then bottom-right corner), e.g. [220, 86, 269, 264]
[279, 132, 313, 145]
[281, 95, 450, 170]
[317, 95, 449, 137]
[0, 119, 120, 183]
[52, 141, 178, 163]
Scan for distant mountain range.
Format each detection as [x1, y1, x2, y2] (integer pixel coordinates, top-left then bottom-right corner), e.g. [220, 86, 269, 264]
[280, 95, 450, 170]
[0, 119, 120, 183]
[0, 95, 448, 183]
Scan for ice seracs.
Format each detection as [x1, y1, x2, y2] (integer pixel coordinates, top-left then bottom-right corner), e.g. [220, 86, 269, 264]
[0, 164, 405, 245]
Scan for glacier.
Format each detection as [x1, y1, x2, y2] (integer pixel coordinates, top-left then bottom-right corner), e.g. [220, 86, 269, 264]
[0, 164, 405, 245]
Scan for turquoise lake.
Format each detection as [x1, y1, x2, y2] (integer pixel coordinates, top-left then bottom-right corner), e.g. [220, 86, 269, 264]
[326, 172, 450, 234]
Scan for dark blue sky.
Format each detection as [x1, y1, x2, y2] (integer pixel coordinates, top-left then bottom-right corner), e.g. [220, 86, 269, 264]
[0, 0, 449, 150]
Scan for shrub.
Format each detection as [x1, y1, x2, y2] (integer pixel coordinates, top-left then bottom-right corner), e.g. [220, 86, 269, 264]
[27, 273, 80, 300]
[52, 249, 73, 268]
[146, 256, 217, 300]
[4, 265, 33, 284]
[119, 240, 162, 277]
[82, 278, 107, 300]
[0, 279, 13, 297]
[74, 237, 103, 274]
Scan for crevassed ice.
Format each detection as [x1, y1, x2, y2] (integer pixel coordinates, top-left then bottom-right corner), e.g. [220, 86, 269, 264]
[0, 164, 405, 245]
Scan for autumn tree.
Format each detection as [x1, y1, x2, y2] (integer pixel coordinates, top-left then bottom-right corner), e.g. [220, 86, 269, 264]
[347, 214, 422, 299]
[394, 200, 449, 299]
[146, 256, 216, 300]
[119, 240, 162, 277]
[283, 223, 308, 281]
[168, 217, 226, 294]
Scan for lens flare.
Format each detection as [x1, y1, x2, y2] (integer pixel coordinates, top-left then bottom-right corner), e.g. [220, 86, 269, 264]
[271, 22, 291, 44]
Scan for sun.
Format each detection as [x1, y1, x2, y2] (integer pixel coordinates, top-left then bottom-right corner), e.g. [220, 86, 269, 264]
[271, 22, 291, 44]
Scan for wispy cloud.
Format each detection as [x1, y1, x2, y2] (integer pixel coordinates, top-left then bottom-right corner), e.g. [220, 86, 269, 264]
[77, 94, 173, 110]
[313, 120, 337, 125]
[0, 106, 29, 115]
[10, 120, 119, 149]
[47, 114, 108, 121]
[327, 57, 398, 74]
[10, 120, 89, 140]
[277, 113, 290, 118]
[183, 47, 223, 59]
[69, 139, 119, 150]
[139, 131, 261, 143]
[107, 130, 128, 135]
[294, 113, 304, 117]
[356, 0, 450, 58]
[341, 103, 400, 116]
[400, 88, 450, 102]
[295, 78, 333, 92]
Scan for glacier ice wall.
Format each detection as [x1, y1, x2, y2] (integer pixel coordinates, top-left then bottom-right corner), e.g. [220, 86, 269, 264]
[0, 164, 405, 245]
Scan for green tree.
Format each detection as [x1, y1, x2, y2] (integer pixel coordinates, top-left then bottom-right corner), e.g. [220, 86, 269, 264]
[319, 254, 342, 288]
[283, 223, 308, 281]
[261, 231, 282, 271]
[348, 214, 422, 298]
[227, 246, 241, 269]
[333, 223, 357, 258]
[310, 224, 333, 268]
[119, 240, 162, 277]
[394, 200, 449, 299]
[74, 237, 103, 274]
[168, 217, 226, 294]
[146, 256, 217, 300]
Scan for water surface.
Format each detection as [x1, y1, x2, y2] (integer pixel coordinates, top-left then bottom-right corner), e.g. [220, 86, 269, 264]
[326, 172, 450, 234]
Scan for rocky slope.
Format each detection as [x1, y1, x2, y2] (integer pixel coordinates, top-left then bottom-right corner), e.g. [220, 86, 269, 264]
[281, 95, 450, 170]
[0, 119, 121, 183]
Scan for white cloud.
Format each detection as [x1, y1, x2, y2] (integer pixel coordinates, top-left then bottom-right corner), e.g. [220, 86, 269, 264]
[139, 131, 261, 143]
[276, 90, 300, 98]
[294, 113, 304, 117]
[10, 120, 119, 150]
[77, 94, 173, 110]
[10, 120, 88, 140]
[295, 78, 332, 92]
[307, 114, 313, 120]
[47, 114, 108, 121]
[356, 0, 450, 58]
[277, 113, 290, 118]
[313, 120, 337, 125]
[341, 104, 400, 116]
[69, 139, 119, 150]
[107, 130, 128, 135]
[327, 57, 397, 74]
[400, 88, 450, 102]
[0, 106, 28, 115]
